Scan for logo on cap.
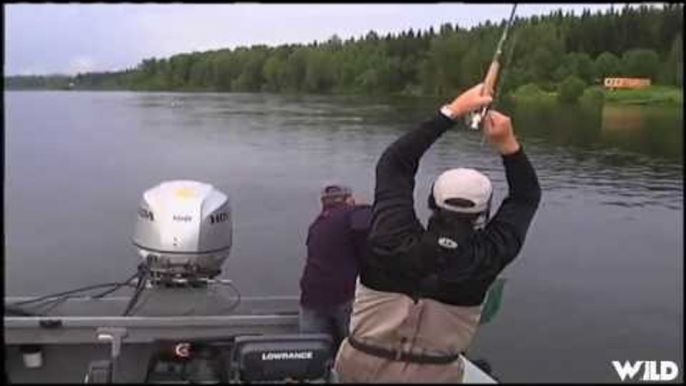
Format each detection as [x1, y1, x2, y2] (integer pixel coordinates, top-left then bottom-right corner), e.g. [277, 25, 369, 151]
[438, 237, 459, 249]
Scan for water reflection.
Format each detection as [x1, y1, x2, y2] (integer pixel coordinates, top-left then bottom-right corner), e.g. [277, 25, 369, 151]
[128, 93, 683, 211]
[602, 104, 645, 132]
[601, 104, 683, 161]
[510, 100, 683, 161]
[483, 100, 683, 210]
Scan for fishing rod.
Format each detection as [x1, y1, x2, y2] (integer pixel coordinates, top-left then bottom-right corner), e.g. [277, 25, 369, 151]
[468, 3, 518, 130]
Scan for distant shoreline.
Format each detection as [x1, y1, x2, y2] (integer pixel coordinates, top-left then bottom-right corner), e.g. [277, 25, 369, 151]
[601, 86, 683, 106]
[5, 85, 683, 108]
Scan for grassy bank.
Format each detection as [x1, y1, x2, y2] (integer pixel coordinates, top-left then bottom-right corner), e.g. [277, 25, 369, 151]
[602, 86, 683, 106]
[510, 85, 683, 107]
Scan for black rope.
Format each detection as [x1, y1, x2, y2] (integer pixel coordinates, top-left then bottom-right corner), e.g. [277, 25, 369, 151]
[8, 282, 129, 307]
[217, 280, 242, 315]
[6, 267, 142, 316]
[92, 271, 139, 299]
[6, 264, 241, 317]
[122, 265, 150, 316]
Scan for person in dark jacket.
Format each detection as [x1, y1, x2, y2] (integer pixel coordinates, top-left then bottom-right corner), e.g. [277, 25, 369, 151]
[334, 83, 542, 382]
[299, 184, 372, 350]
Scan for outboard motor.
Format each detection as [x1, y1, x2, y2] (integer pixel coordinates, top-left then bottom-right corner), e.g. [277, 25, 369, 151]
[133, 180, 232, 284]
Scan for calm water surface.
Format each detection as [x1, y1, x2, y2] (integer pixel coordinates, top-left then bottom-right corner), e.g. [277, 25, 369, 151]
[4, 91, 683, 382]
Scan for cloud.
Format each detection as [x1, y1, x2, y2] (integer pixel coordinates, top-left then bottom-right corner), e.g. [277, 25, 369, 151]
[68, 56, 97, 75]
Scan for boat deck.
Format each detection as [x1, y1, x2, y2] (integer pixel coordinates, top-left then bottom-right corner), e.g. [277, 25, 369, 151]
[5, 289, 496, 383]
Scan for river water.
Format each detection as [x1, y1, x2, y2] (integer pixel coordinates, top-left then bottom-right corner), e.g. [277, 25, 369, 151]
[4, 91, 683, 382]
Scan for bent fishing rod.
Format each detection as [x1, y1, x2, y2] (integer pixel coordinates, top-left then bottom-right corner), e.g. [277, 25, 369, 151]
[468, 3, 518, 130]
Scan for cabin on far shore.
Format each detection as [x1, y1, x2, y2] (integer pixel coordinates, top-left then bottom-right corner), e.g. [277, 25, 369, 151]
[603, 77, 651, 90]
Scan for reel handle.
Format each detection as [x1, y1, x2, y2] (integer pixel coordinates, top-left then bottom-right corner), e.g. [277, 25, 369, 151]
[467, 105, 491, 130]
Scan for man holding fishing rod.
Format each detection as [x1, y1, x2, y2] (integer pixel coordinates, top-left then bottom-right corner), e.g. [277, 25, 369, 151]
[333, 77, 541, 381]
[332, 7, 539, 381]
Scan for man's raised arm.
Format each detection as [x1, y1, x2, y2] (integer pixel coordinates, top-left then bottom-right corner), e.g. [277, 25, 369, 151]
[475, 111, 541, 275]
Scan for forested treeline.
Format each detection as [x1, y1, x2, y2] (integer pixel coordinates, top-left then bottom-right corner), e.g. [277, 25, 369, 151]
[6, 4, 683, 97]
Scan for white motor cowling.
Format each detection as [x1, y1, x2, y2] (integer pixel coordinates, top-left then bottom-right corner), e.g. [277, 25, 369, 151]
[133, 180, 232, 281]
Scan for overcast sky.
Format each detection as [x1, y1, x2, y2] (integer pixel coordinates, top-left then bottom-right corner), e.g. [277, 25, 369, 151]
[5, 3, 645, 76]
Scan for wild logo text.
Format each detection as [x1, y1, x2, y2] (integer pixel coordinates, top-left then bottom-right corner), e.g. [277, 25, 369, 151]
[612, 361, 679, 382]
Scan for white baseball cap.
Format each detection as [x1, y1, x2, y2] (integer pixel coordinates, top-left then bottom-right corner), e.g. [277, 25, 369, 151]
[432, 168, 492, 214]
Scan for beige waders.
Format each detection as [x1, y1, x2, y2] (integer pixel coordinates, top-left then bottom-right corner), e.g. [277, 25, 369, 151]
[334, 279, 483, 383]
